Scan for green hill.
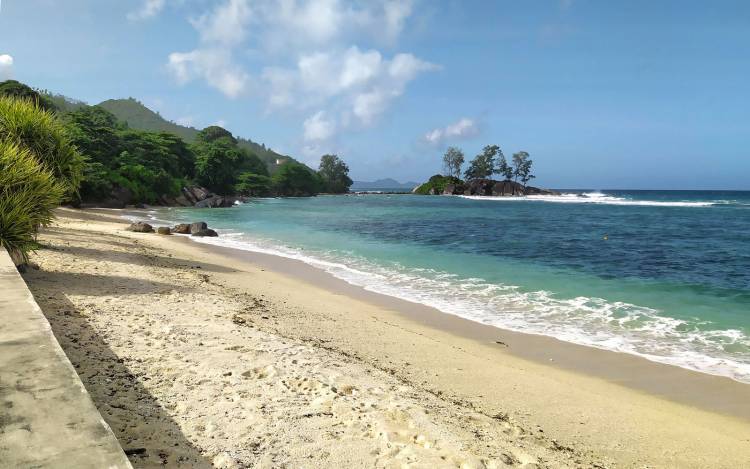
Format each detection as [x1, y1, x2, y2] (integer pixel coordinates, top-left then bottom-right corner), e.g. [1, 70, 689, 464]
[97, 98, 303, 174]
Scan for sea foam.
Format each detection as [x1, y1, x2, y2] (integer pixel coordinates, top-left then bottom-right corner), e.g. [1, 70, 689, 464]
[460, 191, 719, 207]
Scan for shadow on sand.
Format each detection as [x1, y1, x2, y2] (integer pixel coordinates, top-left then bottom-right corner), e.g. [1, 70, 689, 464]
[23, 266, 214, 467]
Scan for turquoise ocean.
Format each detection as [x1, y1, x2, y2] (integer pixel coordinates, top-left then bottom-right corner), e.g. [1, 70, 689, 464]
[140, 190, 750, 383]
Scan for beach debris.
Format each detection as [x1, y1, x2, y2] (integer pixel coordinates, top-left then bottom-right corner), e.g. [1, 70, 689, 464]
[191, 228, 218, 237]
[494, 340, 508, 347]
[156, 226, 172, 235]
[125, 221, 154, 233]
[172, 223, 191, 234]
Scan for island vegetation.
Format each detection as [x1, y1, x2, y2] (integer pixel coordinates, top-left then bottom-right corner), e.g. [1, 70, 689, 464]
[414, 144, 555, 196]
[0, 79, 354, 266]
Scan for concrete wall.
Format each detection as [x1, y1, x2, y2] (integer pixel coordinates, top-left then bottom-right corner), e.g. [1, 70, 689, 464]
[0, 249, 132, 468]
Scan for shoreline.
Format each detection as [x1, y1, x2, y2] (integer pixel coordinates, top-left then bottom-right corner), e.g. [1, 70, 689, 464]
[25, 208, 750, 467]
[180, 233, 750, 420]
[133, 205, 750, 397]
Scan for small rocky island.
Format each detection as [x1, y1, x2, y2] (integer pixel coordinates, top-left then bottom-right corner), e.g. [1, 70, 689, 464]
[413, 145, 559, 197]
[414, 175, 558, 196]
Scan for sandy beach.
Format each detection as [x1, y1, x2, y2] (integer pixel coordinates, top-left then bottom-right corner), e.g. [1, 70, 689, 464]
[22, 208, 750, 468]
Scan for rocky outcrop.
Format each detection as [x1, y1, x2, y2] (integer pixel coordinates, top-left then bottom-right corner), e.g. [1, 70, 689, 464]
[194, 195, 236, 208]
[189, 222, 208, 234]
[172, 223, 191, 234]
[126, 222, 154, 233]
[191, 228, 218, 237]
[181, 186, 213, 205]
[156, 227, 172, 235]
[458, 179, 559, 197]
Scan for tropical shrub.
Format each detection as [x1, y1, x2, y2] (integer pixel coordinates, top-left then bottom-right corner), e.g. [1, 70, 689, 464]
[272, 162, 321, 196]
[235, 172, 272, 196]
[0, 95, 84, 195]
[413, 174, 463, 195]
[318, 154, 352, 193]
[192, 126, 268, 194]
[0, 140, 65, 264]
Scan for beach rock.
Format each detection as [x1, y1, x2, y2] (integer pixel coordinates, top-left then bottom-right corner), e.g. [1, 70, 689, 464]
[191, 228, 218, 237]
[156, 227, 172, 235]
[174, 194, 193, 207]
[194, 195, 235, 208]
[443, 184, 456, 195]
[126, 222, 154, 233]
[173, 223, 191, 234]
[189, 222, 208, 234]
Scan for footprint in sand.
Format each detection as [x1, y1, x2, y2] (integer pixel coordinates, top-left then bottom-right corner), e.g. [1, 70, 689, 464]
[281, 376, 331, 396]
[242, 365, 276, 380]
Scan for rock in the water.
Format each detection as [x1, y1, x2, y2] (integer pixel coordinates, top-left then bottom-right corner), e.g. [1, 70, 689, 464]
[524, 185, 559, 196]
[156, 227, 172, 235]
[172, 223, 191, 234]
[191, 228, 218, 237]
[190, 222, 208, 234]
[126, 222, 154, 233]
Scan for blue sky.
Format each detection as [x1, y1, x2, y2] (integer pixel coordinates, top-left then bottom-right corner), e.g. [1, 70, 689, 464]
[1, 0, 748, 189]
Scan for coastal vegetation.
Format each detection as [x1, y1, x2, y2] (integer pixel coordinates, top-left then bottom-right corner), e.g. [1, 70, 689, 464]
[0, 79, 354, 206]
[416, 144, 549, 196]
[0, 96, 82, 264]
[0, 79, 355, 265]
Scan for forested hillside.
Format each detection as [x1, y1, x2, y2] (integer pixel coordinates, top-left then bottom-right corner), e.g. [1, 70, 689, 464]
[98, 98, 299, 174]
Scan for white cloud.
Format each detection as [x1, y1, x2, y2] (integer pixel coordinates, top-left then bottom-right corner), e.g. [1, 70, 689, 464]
[0, 54, 13, 79]
[263, 47, 437, 125]
[303, 111, 336, 141]
[167, 48, 248, 98]
[127, 0, 166, 21]
[166, 0, 433, 153]
[423, 118, 480, 145]
[190, 0, 252, 46]
[383, 0, 414, 43]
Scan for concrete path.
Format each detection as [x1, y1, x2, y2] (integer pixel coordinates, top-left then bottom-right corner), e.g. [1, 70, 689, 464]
[0, 248, 132, 468]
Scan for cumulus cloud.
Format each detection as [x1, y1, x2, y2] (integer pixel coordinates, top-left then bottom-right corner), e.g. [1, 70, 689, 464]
[263, 46, 438, 126]
[190, 0, 252, 46]
[0, 54, 13, 79]
[127, 0, 166, 21]
[167, 48, 248, 98]
[166, 0, 434, 152]
[423, 118, 480, 145]
[303, 111, 337, 141]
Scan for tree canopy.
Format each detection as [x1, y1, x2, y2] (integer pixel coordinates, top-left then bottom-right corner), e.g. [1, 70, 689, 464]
[512, 151, 535, 185]
[464, 145, 498, 180]
[272, 162, 321, 196]
[318, 154, 353, 193]
[442, 146, 465, 179]
[0, 80, 56, 111]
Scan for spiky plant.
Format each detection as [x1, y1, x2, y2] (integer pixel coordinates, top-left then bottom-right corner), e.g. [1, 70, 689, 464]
[0, 140, 65, 264]
[0, 95, 84, 196]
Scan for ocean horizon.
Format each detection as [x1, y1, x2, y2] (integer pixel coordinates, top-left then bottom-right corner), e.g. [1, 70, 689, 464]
[139, 189, 750, 383]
